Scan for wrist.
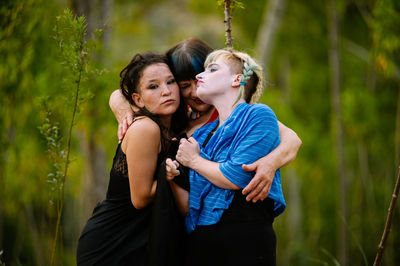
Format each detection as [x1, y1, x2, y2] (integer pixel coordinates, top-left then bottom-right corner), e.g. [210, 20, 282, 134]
[189, 154, 202, 170]
[261, 154, 280, 171]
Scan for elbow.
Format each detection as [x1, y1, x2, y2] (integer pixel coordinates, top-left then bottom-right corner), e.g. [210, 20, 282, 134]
[182, 206, 189, 216]
[220, 180, 241, 190]
[131, 196, 150, 210]
[285, 128, 302, 153]
[177, 203, 189, 216]
[230, 183, 241, 190]
[287, 133, 302, 163]
[294, 133, 302, 150]
[109, 90, 120, 111]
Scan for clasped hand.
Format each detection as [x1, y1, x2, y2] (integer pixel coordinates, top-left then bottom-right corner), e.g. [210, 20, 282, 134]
[176, 137, 200, 168]
[165, 137, 200, 181]
[166, 137, 275, 203]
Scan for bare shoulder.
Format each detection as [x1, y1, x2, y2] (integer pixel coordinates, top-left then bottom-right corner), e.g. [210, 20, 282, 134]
[128, 117, 160, 136]
[122, 117, 161, 152]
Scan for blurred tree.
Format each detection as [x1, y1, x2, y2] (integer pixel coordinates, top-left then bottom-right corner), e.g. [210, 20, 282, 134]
[255, 0, 286, 79]
[327, 0, 348, 264]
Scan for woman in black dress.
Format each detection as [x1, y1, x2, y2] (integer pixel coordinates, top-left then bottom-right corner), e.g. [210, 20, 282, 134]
[76, 52, 188, 266]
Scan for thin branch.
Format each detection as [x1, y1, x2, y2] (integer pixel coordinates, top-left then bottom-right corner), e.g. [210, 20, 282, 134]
[50, 24, 86, 264]
[224, 0, 233, 51]
[373, 166, 400, 266]
[50, 60, 83, 266]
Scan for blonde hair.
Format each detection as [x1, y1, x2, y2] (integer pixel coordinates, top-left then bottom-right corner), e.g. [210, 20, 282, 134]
[204, 49, 263, 104]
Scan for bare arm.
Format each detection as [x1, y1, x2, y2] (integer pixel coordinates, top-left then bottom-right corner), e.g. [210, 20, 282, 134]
[166, 158, 189, 215]
[176, 138, 240, 190]
[242, 121, 302, 202]
[274, 121, 302, 166]
[122, 118, 160, 209]
[109, 89, 136, 141]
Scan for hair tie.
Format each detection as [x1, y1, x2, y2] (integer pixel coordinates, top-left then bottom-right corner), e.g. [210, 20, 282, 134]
[240, 81, 246, 86]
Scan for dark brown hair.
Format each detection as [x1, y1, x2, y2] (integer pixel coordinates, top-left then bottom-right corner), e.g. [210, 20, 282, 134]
[120, 52, 169, 106]
[166, 37, 213, 82]
[119, 52, 188, 149]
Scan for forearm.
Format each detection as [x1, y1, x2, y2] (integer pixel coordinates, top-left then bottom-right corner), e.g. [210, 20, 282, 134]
[275, 121, 302, 167]
[169, 182, 189, 215]
[190, 156, 240, 190]
[109, 89, 134, 124]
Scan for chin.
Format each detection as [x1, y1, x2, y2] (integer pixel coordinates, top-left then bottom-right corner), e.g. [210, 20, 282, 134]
[196, 95, 212, 106]
[166, 104, 180, 115]
[193, 103, 212, 112]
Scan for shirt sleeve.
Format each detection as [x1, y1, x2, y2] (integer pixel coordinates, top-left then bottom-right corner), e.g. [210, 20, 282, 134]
[219, 105, 280, 188]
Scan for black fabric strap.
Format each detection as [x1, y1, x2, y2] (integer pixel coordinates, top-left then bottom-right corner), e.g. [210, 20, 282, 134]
[202, 124, 219, 148]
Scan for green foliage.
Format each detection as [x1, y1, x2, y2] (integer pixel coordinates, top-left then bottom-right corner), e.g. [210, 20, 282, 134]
[37, 8, 111, 265]
[216, 0, 245, 9]
[372, 0, 400, 77]
[53, 10, 87, 75]
[44, 9, 89, 265]
[1, 0, 400, 265]
[38, 106, 65, 200]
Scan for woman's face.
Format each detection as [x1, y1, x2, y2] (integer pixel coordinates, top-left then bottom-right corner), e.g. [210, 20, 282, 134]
[178, 79, 212, 112]
[133, 63, 180, 117]
[195, 58, 236, 103]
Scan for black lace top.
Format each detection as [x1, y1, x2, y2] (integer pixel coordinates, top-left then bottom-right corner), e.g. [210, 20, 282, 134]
[77, 130, 186, 266]
[106, 142, 163, 200]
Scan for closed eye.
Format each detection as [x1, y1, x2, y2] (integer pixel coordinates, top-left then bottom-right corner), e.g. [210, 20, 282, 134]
[179, 82, 191, 89]
[180, 84, 190, 89]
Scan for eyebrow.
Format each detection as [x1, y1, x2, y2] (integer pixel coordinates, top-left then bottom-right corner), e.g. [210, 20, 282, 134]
[207, 63, 218, 69]
[147, 75, 174, 83]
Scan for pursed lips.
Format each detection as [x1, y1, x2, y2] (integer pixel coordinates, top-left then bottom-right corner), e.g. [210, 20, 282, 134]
[162, 99, 175, 104]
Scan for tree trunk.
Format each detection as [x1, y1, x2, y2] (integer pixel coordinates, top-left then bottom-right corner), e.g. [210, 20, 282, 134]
[327, 0, 348, 265]
[255, 0, 286, 78]
[70, 0, 113, 39]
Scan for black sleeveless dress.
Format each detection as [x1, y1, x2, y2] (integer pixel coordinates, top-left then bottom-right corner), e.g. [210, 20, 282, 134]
[76, 139, 186, 266]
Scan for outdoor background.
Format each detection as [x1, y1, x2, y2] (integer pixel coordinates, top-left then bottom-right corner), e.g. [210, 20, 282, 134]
[1, 0, 400, 265]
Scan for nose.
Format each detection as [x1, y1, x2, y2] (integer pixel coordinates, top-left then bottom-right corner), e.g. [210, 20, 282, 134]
[187, 82, 197, 97]
[195, 71, 204, 81]
[161, 83, 172, 96]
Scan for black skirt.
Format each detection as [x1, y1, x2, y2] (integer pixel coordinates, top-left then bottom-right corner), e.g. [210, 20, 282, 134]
[186, 191, 276, 266]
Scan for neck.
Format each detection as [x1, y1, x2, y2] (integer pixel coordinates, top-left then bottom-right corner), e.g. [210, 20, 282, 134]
[159, 115, 172, 129]
[213, 96, 245, 126]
